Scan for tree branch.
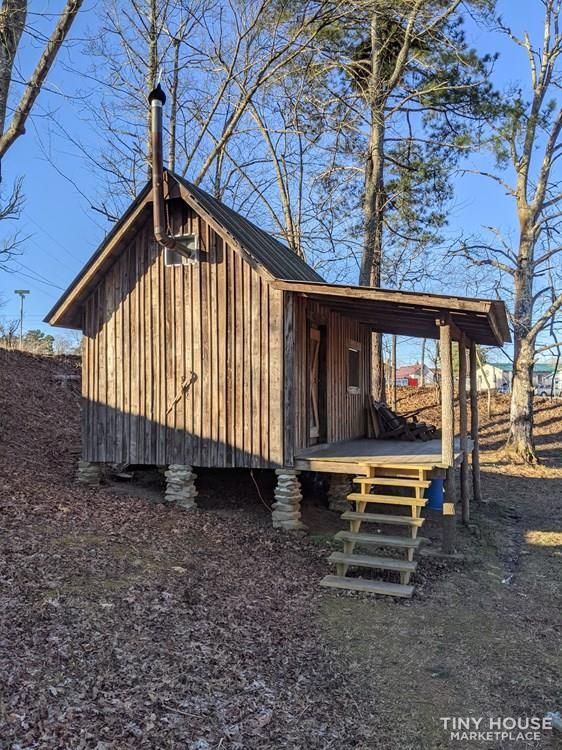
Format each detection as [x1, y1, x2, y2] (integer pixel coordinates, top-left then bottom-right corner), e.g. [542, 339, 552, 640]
[0, 0, 83, 159]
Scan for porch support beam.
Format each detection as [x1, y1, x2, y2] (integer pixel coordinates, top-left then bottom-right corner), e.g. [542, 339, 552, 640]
[458, 333, 470, 524]
[469, 340, 483, 502]
[438, 318, 456, 553]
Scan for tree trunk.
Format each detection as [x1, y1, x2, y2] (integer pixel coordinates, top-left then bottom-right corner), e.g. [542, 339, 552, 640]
[359, 12, 386, 401]
[0, 1, 27, 138]
[506, 230, 537, 462]
[146, 0, 158, 179]
[168, 33, 180, 173]
[506, 337, 537, 462]
[420, 338, 426, 386]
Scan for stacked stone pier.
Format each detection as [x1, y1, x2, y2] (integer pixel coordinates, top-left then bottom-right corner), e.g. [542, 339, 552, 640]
[272, 469, 307, 531]
[165, 464, 198, 510]
[76, 460, 103, 485]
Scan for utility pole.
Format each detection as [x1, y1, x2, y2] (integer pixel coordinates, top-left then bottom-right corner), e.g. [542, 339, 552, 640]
[14, 289, 30, 349]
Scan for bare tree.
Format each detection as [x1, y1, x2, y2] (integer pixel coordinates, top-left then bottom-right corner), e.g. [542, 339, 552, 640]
[0, 1, 83, 268]
[0, 0, 83, 159]
[60, 0, 341, 227]
[0, 318, 19, 349]
[458, 1, 562, 461]
[275, 0, 496, 398]
[0, 174, 23, 264]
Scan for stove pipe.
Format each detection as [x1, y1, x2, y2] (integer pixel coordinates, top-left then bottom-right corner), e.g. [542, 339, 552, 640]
[148, 83, 178, 251]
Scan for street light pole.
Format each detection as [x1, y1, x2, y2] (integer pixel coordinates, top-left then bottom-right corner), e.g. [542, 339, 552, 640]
[14, 290, 30, 349]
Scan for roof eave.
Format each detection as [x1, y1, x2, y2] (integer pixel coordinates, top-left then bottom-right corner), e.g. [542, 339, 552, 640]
[272, 280, 511, 347]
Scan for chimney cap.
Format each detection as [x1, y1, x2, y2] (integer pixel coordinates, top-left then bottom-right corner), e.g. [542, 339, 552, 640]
[148, 83, 166, 105]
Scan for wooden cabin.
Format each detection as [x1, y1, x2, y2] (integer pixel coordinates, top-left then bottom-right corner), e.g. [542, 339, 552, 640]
[46, 90, 510, 596]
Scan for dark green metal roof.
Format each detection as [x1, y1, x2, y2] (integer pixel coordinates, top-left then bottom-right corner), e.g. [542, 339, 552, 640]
[173, 173, 324, 283]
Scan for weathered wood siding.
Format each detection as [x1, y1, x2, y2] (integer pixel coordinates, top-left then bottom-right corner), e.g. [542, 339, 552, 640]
[82, 201, 284, 468]
[285, 295, 371, 461]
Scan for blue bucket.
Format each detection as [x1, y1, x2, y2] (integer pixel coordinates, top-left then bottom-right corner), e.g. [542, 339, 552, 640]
[425, 479, 444, 510]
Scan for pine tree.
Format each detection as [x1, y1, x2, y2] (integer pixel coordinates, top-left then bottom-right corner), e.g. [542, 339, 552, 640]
[271, 0, 498, 398]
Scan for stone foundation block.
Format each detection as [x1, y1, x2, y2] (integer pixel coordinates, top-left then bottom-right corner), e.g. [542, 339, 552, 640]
[165, 464, 198, 510]
[272, 468, 306, 531]
[76, 460, 103, 486]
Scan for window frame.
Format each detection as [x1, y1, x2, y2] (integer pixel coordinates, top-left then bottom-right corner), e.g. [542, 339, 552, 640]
[163, 233, 200, 267]
[347, 340, 361, 395]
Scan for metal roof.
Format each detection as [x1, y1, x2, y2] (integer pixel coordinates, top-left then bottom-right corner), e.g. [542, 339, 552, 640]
[173, 173, 323, 283]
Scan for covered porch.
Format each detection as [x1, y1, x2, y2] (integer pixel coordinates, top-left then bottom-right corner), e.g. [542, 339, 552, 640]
[275, 280, 511, 561]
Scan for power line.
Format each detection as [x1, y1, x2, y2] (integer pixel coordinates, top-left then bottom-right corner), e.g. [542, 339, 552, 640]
[27, 236, 77, 271]
[26, 215, 81, 264]
[1, 269, 61, 299]
[4, 261, 65, 290]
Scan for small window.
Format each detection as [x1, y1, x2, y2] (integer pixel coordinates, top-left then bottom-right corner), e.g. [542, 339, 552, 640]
[348, 343, 361, 393]
[164, 234, 199, 266]
[164, 248, 191, 267]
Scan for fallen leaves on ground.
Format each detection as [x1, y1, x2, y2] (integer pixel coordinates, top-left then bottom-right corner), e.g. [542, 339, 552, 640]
[0, 351, 374, 749]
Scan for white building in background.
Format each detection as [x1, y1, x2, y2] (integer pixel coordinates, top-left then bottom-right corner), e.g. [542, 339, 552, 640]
[477, 362, 557, 394]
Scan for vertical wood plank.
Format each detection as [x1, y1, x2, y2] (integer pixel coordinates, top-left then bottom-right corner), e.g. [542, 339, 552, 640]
[235, 251, 244, 466]
[261, 282, 271, 465]
[283, 292, 295, 466]
[226, 243, 235, 466]
[268, 288, 283, 465]
[251, 273, 261, 466]
[146, 232, 156, 464]
[97, 284, 107, 462]
[208, 225, 218, 464]
[218, 235, 227, 466]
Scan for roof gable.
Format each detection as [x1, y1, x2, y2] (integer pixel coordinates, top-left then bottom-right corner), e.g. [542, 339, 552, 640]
[45, 171, 323, 328]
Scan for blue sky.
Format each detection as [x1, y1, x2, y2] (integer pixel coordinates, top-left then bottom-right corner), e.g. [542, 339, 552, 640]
[0, 1, 549, 362]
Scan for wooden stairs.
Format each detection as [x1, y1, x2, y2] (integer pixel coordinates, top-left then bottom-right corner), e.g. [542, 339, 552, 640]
[320, 467, 430, 598]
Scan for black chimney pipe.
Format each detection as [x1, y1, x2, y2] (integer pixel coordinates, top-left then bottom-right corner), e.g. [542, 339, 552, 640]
[148, 83, 178, 251]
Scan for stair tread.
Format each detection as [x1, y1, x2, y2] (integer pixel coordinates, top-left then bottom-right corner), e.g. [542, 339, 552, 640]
[335, 530, 425, 548]
[320, 575, 414, 598]
[354, 477, 430, 488]
[328, 551, 418, 572]
[348, 492, 427, 506]
[341, 511, 424, 526]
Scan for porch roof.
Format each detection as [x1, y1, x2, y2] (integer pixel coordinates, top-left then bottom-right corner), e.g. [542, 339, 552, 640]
[272, 280, 510, 346]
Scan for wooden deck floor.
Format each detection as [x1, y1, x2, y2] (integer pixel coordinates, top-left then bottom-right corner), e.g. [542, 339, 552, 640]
[294, 438, 470, 474]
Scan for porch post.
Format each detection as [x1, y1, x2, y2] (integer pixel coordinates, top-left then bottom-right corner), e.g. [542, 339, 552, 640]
[469, 340, 483, 502]
[439, 319, 456, 553]
[458, 334, 470, 525]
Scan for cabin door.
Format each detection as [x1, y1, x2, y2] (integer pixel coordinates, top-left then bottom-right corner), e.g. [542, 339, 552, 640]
[308, 325, 327, 444]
